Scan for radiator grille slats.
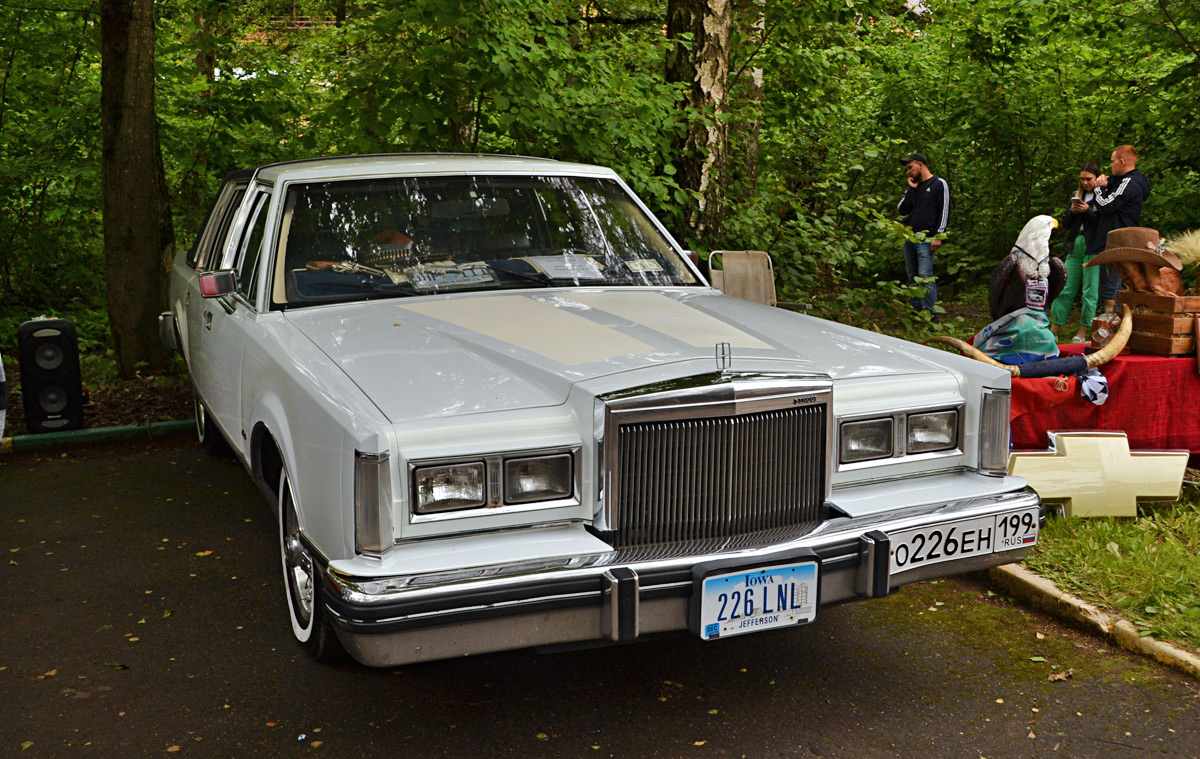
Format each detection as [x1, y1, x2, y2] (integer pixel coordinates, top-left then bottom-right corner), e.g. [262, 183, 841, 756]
[612, 405, 826, 548]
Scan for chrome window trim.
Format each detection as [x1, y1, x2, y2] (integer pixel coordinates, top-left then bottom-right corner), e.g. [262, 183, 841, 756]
[835, 402, 965, 473]
[408, 446, 581, 523]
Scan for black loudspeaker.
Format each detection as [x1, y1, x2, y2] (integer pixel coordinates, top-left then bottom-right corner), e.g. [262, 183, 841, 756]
[17, 318, 85, 434]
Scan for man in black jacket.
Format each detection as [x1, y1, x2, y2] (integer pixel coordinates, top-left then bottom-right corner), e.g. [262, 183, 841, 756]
[1084, 145, 1152, 309]
[897, 153, 950, 313]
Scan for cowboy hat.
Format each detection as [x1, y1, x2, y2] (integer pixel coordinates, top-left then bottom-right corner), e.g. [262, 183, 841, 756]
[1084, 227, 1182, 270]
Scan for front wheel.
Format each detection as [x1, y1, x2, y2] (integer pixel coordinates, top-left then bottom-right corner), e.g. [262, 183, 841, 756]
[279, 467, 345, 663]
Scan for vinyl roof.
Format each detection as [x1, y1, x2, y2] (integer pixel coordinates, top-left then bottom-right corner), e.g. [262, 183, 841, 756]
[252, 153, 617, 184]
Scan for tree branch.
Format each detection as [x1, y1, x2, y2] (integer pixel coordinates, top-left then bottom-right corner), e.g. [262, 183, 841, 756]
[1156, 0, 1198, 57]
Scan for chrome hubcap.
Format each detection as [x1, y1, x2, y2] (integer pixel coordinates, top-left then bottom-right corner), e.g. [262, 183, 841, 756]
[283, 488, 314, 626]
[285, 534, 314, 621]
[194, 396, 205, 440]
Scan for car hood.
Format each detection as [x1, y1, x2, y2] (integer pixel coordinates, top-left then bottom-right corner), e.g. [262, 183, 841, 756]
[282, 289, 953, 423]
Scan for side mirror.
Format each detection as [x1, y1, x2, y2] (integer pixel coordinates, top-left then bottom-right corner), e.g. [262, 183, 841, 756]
[199, 270, 237, 298]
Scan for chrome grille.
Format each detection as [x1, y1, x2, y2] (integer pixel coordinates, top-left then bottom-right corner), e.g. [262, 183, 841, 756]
[611, 405, 827, 548]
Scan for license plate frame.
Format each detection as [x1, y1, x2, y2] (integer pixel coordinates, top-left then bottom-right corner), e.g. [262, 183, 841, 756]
[689, 549, 820, 641]
[888, 506, 1040, 575]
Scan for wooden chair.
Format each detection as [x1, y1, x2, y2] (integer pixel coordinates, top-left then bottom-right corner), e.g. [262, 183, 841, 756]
[707, 250, 810, 312]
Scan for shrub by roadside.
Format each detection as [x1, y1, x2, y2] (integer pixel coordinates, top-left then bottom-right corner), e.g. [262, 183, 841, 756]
[1025, 489, 1200, 658]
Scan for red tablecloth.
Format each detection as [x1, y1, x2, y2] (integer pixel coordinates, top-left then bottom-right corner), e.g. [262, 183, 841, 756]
[1011, 344, 1200, 453]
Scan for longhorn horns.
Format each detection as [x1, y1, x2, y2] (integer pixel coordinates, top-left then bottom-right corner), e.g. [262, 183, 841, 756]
[925, 304, 1132, 377]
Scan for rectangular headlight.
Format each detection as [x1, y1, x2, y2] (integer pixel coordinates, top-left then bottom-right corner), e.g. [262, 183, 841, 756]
[979, 389, 1011, 475]
[505, 454, 573, 504]
[907, 410, 958, 454]
[414, 462, 486, 513]
[840, 418, 893, 463]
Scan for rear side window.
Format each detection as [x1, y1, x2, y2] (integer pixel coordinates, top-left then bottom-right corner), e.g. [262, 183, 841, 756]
[234, 194, 270, 303]
[193, 184, 247, 271]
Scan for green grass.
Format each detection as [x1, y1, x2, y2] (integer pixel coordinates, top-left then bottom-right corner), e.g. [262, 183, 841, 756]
[1024, 487, 1200, 653]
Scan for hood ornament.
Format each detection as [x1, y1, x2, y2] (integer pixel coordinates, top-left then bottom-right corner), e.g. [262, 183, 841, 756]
[715, 342, 732, 371]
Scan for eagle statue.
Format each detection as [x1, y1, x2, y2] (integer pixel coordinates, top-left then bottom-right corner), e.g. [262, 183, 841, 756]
[987, 215, 1066, 319]
[927, 214, 1131, 379]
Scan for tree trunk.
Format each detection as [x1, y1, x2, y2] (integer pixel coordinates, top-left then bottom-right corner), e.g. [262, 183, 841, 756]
[101, 0, 176, 377]
[732, 0, 765, 195]
[666, 0, 733, 243]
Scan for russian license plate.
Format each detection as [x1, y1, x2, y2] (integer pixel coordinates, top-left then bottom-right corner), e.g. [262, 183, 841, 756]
[697, 561, 819, 640]
[889, 507, 1040, 575]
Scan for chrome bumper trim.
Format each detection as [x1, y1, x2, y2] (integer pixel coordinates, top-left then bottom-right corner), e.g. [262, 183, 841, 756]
[326, 487, 1040, 610]
[323, 487, 1041, 666]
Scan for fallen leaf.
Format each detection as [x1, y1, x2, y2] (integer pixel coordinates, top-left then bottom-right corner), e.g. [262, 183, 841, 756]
[1048, 669, 1075, 682]
[21, 742, 33, 750]
[1036, 632, 1045, 640]
[995, 698, 1004, 704]
[44, 669, 57, 677]
[707, 709, 718, 715]
[311, 741, 323, 748]
[167, 747, 181, 753]
[195, 551, 212, 557]
[1029, 656, 1046, 662]
[694, 740, 707, 746]
[266, 722, 276, 727]
[1028, 731, 1036, 739]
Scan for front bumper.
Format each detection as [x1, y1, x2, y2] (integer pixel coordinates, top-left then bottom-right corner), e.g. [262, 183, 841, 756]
[321, 487, 1042, 667]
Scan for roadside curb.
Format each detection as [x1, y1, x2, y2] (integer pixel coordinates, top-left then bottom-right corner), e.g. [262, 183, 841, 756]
[0, 419, 194, 455]
[987, 563, 1200, 681]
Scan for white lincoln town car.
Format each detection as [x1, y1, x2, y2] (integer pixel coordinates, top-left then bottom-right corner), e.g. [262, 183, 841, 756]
[161, 154, 1040, 666]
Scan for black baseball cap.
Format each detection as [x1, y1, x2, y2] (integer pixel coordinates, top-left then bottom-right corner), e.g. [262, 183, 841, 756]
[900, 153, 930, 168]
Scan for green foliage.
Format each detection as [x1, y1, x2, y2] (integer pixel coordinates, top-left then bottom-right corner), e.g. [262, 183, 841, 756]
[2, 0, 1199, 340]
[0, 5, 102, 327]
[1027, 491, 1200, 650]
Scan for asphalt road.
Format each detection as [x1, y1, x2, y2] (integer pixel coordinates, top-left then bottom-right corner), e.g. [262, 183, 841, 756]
[2, 440, 1198, 758]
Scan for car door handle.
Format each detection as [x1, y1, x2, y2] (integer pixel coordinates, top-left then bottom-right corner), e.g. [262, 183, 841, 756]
[203, 310, 213, 330]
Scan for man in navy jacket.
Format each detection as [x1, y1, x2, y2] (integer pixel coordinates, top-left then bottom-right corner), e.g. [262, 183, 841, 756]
[1083, 145, 1152, 308]
[897, 153, 950, 313]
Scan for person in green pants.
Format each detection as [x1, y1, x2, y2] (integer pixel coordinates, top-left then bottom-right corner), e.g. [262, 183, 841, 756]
[1050, 162, 1101, 343]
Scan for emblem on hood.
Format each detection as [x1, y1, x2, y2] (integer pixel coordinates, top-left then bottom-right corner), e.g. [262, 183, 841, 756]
[715, 341, 731, 371]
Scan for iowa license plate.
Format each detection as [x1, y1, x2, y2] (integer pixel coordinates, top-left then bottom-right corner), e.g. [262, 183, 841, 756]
[697, 561, 819, 640]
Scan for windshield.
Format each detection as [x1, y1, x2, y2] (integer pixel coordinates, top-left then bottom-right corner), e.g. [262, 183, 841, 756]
[270, 174, 697, 307]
